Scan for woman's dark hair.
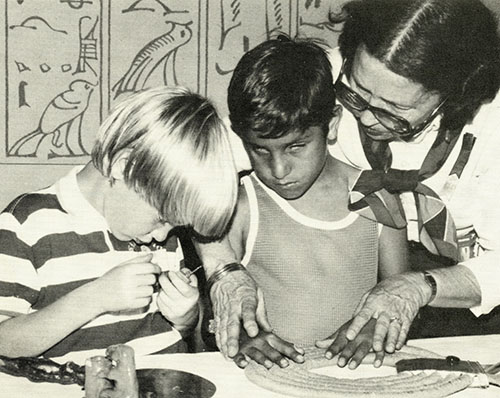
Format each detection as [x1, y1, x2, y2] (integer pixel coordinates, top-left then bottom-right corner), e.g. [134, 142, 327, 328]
[228, 34, 336, 138]
[331, 0, 500, 131]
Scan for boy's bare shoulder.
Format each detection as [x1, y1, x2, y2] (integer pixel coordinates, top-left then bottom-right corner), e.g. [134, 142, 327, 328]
[235, 182, 250, 223]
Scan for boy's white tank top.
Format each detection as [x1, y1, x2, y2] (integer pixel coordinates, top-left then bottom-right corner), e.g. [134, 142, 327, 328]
[242, 173, 379, 346]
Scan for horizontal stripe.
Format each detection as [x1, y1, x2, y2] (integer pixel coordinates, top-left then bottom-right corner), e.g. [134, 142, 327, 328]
[4, 193, 64, 224]
[81, 304, 158, 328]
[0, 253, 39, 289]
[125, 328, 182, 357]
[16, 209, 109, 246]
[0, 295, 33, 314]
[0, 212, 22, 232]
[0, 229, 32, 261]
[31, 279, 93, 310]
[0, 227, 113, 270]
[37, 250, 151, 285]
[42, 311, 177, 358]
[0, 309, 24, 317]
[32, 231, 111, 269]
[0, 280, 39, 305]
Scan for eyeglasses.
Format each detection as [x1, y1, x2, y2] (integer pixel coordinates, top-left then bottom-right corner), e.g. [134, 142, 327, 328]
[334, 70, 445, 139]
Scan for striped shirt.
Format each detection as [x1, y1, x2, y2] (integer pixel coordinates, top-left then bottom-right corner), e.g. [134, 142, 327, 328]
[0, 166, 186, 359]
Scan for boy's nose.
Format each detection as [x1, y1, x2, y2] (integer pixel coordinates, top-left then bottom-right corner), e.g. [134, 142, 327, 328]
[270, 155, 290, 180]
[151, 224, 173, 243]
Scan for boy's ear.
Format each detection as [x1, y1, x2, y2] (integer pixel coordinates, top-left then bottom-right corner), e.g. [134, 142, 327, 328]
[327, 105, 342, 141]
[109, 149, 133, 181]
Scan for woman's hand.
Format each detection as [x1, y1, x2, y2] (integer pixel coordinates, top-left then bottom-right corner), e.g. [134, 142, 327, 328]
[316, 318, 384, 369]
[345, 272, 432, 353]
[210, 270, 272, 358]
[157, 268, 200, 331]
[232, 330, 304, 369]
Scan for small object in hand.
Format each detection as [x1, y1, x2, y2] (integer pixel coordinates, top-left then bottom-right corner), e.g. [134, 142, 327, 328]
[153, 265, 202, 292]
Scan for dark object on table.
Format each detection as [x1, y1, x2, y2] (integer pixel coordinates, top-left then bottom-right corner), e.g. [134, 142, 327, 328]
[396, 356, 484, 374]
[0, 354, 85, 386]
[137, 368, 216, 398]
[0, 354, 216, 398]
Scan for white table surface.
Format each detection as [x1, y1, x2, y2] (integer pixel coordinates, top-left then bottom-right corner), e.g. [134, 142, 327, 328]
[2, 334, 500, 398]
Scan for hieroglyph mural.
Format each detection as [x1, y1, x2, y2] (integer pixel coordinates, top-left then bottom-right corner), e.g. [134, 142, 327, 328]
[2, 0, 343, 165]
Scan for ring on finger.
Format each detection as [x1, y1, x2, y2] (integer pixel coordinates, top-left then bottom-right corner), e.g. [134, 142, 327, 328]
[389, 316, 403, 325]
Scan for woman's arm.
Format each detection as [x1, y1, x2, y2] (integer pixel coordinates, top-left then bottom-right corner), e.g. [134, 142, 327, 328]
[377, 225, 410, 280]
[194, 185, 271, 358]
[344, 264, 481, 355]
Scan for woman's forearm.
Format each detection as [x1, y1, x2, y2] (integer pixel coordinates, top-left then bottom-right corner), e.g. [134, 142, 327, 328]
[427, 265, 481, 308]
[193, 237, 240, 277]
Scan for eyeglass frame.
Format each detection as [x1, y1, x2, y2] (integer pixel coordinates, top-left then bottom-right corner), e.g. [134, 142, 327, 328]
[334, 62, 446, 139]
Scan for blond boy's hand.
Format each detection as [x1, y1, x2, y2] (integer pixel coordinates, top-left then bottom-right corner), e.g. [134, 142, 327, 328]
[89, 254, 161, 315]
[156, 269, 199, 330]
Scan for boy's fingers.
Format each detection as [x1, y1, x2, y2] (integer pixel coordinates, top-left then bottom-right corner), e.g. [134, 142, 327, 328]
[247, 347, 273, 369]
[136, 285, 154, 298]
[233, 353, 248, 369]
[179, 268, 199, 287]
[337, 340, 358, 368]
[268, 337, 304, 364]
[317, 329, 343, 358]
[260, 345, 289, 367]
[348, 341, 371, 369]
[165, 271, 198, 295]
[324, 335, 346, 360]
[315, 338, 334, 349]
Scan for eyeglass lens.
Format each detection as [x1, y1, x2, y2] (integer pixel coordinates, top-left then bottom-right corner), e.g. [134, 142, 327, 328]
[335, 81, 411, 134]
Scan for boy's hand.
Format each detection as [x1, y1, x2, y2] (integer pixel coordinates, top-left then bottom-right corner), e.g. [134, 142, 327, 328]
[232, 330, 304, 369]
[316, 318, 385, 369]
[156, 268, 199, 330]
[90, 254, 160, 314]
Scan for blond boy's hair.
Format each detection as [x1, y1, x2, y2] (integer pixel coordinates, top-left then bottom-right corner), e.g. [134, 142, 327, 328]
[92, 86, 237, 238]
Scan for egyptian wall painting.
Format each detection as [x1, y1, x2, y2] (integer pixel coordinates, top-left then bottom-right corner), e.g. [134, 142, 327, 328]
[1, 0, 344, 166]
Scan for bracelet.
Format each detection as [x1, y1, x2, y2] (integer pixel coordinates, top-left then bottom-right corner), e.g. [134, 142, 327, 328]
[206, 262, 246, 294]
[422, 271, 437, 303]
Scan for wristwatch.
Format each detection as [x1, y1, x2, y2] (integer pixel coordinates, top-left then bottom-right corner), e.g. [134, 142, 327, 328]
[422, 271, 437, 303]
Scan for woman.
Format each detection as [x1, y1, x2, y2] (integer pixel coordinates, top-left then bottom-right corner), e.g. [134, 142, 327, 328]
[323, 0, 500, 362]
[202, 0, 500, 364]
